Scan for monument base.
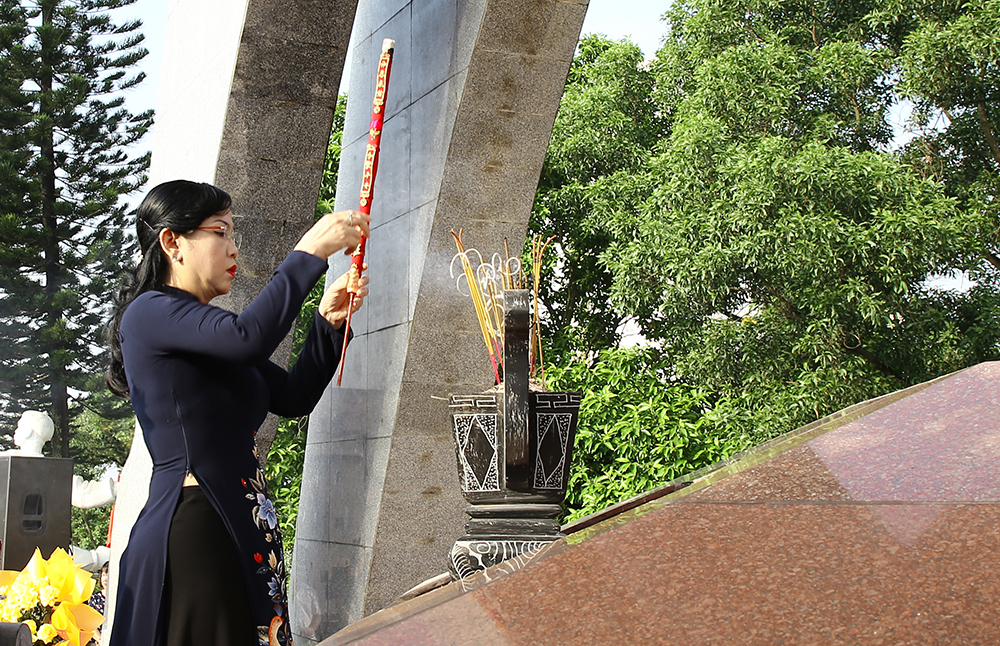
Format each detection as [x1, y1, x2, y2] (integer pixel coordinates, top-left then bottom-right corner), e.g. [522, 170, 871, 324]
[449, 502, 564, 579]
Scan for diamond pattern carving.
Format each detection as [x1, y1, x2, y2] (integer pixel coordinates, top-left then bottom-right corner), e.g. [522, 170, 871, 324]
[454, 413, 500, 492]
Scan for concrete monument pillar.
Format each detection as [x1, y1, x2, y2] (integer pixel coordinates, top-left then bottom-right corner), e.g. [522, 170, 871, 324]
[291, 0, 589, 641]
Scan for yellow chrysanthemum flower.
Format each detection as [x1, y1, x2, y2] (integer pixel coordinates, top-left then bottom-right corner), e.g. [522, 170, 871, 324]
[36, 623, 58, 643]
[40, 584, 60, 606]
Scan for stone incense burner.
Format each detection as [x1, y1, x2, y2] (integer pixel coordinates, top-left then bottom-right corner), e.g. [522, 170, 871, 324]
[448, 290, 580, 579]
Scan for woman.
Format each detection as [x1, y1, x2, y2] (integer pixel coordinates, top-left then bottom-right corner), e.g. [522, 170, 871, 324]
[105, 180, 370, 646]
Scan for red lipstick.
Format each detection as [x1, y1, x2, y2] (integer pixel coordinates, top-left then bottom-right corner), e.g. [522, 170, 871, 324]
[227, 265, 237, 277]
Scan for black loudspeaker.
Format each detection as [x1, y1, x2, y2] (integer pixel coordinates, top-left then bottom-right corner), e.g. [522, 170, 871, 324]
[0, 456, 72, 570]
[0, 622, 30, 646]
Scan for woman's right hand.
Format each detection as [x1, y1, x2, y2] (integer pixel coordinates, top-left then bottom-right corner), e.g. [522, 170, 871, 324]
[294, 210, 371, 259]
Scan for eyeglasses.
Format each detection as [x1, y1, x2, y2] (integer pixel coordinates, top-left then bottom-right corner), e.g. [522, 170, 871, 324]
[194, 224, 242, 249]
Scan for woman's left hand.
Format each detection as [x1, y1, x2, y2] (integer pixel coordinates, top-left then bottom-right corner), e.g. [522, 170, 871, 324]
[319, 266, 370, 329]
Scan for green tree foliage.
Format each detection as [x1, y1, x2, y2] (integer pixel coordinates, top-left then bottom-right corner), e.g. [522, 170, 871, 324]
[0, 0, 151, 456]
[533, 1, 1000, 518]
[531, 36, 666, 356]
[265, 282, 322, 562]
[265, 95, 347, 561]
[607, 0, 1000, 442]
[547, 347, 749, 522]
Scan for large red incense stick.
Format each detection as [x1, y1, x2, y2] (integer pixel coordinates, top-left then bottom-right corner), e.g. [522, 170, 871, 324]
[337, 38, 395, 386]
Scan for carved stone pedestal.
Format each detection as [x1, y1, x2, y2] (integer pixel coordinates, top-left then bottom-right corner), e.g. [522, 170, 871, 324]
[449, 392, 580, 578]
[450, 503, 562, 579]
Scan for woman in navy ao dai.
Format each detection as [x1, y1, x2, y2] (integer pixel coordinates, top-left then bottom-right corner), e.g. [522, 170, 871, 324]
[106, 181, 370, 646]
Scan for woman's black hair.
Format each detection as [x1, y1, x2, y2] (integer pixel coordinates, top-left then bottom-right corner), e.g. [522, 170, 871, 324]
[105, 180, 232, 397]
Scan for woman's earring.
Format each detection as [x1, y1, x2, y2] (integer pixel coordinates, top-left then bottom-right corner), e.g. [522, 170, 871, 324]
[171, 256, 179, 263]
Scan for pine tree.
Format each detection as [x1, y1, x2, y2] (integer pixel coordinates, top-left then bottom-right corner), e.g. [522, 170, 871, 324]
[0, 0, 151, 456]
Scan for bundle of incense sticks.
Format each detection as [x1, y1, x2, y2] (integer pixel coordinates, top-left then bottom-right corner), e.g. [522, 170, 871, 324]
[449, 230, 554, 387]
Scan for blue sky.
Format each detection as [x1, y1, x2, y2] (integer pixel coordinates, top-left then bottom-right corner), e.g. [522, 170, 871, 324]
[114, 0, 671, 132]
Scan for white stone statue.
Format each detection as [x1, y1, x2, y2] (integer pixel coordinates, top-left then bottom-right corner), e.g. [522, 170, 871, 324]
[70, 544, 112, 573]
[5, 410, 54, 457]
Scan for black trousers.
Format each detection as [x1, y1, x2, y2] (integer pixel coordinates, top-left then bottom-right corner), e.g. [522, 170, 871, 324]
[163, 486, 257, 646]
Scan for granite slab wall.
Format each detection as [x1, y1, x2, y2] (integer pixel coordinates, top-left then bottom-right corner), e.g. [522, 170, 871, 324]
[291, 0, 589, 641]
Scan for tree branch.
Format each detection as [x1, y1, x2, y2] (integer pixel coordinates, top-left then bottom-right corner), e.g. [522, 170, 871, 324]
[842, 332, 909, 387]
[751, 271, 803, 321]
[977, 101, 1000, 166]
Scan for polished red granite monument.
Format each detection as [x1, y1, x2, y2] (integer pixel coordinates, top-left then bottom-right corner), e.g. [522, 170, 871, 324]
[323, 362, 1000, 645]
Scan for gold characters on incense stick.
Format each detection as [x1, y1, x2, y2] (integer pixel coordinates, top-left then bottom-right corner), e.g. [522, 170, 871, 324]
[450, 229, 555, 388]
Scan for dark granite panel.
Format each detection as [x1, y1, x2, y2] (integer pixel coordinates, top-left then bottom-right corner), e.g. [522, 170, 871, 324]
[334, 593, 503, 646]
[290, 539, 371, 644]
[341, 34, 374, 150]
[476, 0, 588, 61]
[806, 363, 1000, 503]
[408, 200, 438, 318]
[243, 0, 358, 47]
[366, 324, 410, 403]
[217, 156, 323, 213]
[337, 330, 369, 390]
[295, 437, 391, 547]
[408, 73, 466, 211]
[410, 0, 486, 101]
[304, 386, 369, 445]
[334, 136, 368, 212]
[352, 0, 410, 36]
[478, 503, 1000, 645]
[409, 0, 458, 98]
[368, 111, 411, 243]
[329, 503, 1000, 645]
[213, 0, 353, 465]
[688, 363, 1000, 504]
[683, 445, 857, 502]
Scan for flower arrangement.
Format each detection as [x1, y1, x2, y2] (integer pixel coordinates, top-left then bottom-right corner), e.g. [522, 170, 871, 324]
[0, 547, 103, 645]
